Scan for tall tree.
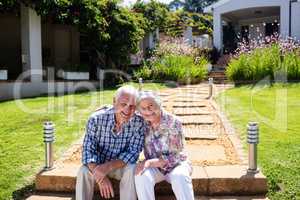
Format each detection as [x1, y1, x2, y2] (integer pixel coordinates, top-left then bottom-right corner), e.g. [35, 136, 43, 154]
[132, 0, 169, 32]
[169, 0, 218, 13]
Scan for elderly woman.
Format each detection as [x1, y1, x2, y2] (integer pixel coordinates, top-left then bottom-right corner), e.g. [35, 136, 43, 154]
[134, 91, 194, 200]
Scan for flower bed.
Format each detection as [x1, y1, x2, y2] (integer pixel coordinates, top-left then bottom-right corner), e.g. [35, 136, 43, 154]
[226, 36, 300, 83]
[134, 38, 208, 84]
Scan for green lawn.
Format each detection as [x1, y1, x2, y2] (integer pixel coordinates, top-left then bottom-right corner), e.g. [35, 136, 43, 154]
[0, 82, 167, 200]
[216, 83, 300, 200]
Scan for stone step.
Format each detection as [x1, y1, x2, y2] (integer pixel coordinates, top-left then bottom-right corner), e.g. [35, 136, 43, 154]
[25, 193, 268, 200]
[164, 102, 208, 108]
[163, 99, 204, 103]
[179, 115, 214, 125]
[35, 164, 267, 195]
[173, 107, 212, 116]
[174, 94, 208, 99]
[163, 100, 210, 108]
[183, 126, 218, 139]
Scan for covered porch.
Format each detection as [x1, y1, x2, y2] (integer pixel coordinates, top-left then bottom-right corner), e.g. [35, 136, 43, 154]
[222, 6, 280, 53]
[0, 4, 87, 82]
[206, 0, 291, 52]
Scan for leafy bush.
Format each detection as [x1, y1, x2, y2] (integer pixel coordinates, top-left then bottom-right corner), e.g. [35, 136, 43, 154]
[134, 38, 208, 84]
[163, 10, 213, 37]
[134, 55, 207, 84]
[226, 37, 300, 83]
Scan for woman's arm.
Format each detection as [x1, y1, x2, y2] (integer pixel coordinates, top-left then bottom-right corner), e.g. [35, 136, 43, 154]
[135, 158, 167, 175]
[161, 119, 186, 169]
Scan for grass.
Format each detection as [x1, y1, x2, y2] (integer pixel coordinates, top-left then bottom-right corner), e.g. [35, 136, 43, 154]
[0, 82, 167, 200]
[216, 83, 300, 200]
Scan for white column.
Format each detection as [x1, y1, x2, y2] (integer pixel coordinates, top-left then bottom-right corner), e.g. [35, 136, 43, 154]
[183, 26, 193, 45]
[213, 12, 223, 51]
[21, 4, 43, 82]
[280, 3, 290, 39]
[291, 2, 300, 40]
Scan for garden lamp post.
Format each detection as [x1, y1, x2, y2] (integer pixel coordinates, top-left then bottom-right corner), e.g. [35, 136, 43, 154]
[139, 78, 143, 91]
[247, 122, 259, 173]
[207, 77, 213, 99]
[43, 121, 55, 170]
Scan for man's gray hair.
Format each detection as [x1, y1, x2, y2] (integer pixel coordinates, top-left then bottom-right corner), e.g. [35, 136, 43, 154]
[137, 90, 162, 109]
[114, 85, 139, 103]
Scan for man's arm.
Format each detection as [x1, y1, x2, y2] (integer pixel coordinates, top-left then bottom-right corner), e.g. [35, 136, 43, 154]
[117, 123, 145, 165]
[88, 160, 125, 180]
[82, 117, 100, 165]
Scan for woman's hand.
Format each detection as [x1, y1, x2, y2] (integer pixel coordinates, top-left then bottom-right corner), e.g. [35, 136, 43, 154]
[135, 160, 150, 175]
[135, 159, 167, 175]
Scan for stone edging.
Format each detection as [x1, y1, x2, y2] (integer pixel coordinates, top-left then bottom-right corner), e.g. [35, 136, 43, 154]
[209, 99, 248, 165]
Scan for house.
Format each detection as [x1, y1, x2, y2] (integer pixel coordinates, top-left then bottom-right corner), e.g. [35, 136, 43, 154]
[0, 5, 84, 81]
[0, 4, 156, 101]
[0, 4, 98, 100]
[130, 28, 159, 65]
[204, 0, 300, 52]
[183, 26, 212, 49]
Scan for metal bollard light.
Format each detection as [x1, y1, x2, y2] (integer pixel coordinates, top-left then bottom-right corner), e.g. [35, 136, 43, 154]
[43, 121, 55, 170]
[138, 78, 143, 91]
[247, 122, 259, 173]
[206, 77, 213, 99]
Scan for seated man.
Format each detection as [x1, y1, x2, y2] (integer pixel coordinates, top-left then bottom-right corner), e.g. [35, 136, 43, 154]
[76, 85, 146, 200]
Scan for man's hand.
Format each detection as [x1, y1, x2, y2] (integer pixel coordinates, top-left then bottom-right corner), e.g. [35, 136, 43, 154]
[92, 165, 109, 184]
[98, 176, 114, 199]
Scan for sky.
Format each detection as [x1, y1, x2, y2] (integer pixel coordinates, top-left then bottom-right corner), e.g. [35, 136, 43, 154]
[121, 0, 173, 7]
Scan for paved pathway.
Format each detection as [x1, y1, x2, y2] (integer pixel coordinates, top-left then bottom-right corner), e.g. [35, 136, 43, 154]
[159, 84, 241, 166]
[62, 83, 241, 166]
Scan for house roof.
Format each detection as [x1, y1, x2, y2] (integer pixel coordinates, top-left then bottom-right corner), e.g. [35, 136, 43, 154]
[204, 0, 231, 13]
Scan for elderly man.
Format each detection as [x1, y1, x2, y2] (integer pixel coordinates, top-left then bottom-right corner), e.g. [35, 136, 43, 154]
[76, 85, 146, 200]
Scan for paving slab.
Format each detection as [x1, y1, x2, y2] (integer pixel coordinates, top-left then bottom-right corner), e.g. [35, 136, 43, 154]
[157, 196, 268, 200]
[173, 107, 212, 115]
[26, 194, 73, 200]
[174, 94, 208, 98]
[179, 115, 214, 125]
[35, 163, 267, 195]
[186, 144, 227, 162]
[36, 164, 79, 192]
[25, 194, 268, 200]
[173, 98, 204, 102]
[205, 165, 268, 195]
[170, 102, 209, 107]
[183, 125, 219, 139]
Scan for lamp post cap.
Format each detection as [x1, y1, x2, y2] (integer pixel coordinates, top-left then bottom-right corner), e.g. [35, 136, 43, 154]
[248, 121, 258, 126]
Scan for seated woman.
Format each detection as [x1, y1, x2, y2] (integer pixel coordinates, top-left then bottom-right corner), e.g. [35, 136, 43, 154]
[134, 91, 194, 200]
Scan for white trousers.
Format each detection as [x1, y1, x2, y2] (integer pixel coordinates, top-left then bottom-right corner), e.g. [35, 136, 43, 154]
[134, 162, 194, 200]
[76, 164, 137, 200]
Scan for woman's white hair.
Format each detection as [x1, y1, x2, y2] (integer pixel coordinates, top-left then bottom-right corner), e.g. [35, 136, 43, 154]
[137, 90, 162, 109]
[114, 85, 138, 103]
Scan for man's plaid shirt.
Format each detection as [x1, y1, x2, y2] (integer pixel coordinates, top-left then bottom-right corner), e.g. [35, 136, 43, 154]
[82, 106, 147, 165]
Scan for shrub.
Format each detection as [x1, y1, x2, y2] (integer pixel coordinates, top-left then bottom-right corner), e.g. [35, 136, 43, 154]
[226, 37, 300, 83]
[134, 55, 208, 84]
[283, 51, 300, 80]
[134, 38, 208, 84]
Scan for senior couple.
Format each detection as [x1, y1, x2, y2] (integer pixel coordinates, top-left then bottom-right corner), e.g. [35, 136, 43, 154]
[76, 85, 194, 200]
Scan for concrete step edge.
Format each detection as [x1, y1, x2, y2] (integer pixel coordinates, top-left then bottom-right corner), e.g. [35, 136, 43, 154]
[35, 165, 268, 195]
[25, 193, 269, 200]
